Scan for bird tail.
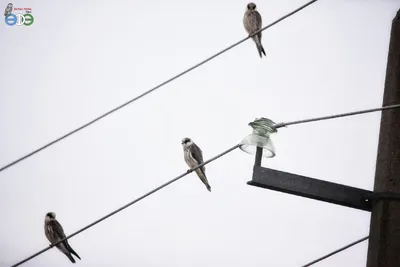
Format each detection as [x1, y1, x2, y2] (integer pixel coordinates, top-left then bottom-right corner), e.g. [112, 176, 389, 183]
[253, 35, 266, 58]
[257, 43, 266, 58]
[64, 252, 76, 263]
[206, 184, 211, 192]
[65, 242, 81, 260]
[196, 169, 212, 192]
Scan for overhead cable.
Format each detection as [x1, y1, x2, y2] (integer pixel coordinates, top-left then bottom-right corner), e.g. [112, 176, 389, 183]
[0, 0, 319, 173]
[275, 104, 400, 128]
[10, 144, 241, 267]
[301, 236, 369, 267]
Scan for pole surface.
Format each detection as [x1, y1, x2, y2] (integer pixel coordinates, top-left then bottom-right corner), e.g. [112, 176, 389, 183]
[367, 9, 400, 267]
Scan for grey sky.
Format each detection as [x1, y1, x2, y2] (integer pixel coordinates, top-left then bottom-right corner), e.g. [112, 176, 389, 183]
[1, 0, 399, 266]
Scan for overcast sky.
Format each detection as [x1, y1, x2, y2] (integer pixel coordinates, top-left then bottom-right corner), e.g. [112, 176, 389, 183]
[1, 0, 400, 266]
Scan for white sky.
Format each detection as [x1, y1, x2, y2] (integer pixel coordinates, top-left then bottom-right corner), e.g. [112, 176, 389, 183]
[1, 0, 399, 266]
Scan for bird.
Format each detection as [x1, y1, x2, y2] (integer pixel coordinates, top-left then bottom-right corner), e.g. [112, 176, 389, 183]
[4, 3, 13, 17]
[181, 137, 212, 192]
[44, 212, 81, 263]
[243, 2, 266, 58]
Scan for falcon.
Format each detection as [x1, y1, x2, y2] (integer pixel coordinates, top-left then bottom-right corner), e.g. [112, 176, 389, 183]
[243, 2, 266, 58]
[182, 137, 212, 192]
[44, 212, 81, 263]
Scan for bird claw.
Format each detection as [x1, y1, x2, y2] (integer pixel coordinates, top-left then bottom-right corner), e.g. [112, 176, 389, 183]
[186, 169, 192, 174]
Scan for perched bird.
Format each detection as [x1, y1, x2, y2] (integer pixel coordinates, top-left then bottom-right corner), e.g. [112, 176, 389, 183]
[4, 3, 13, 17]
[44, 212, 81, 263]
[243, 2, 266, 58]
[182, 137, 212, 192]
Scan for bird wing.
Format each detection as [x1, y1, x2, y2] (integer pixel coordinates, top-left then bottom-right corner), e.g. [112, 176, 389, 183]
[247, 11, 263, 38]
[50, 220, 81, 260]
[190, 143, 205, 173]
[49, 219, 74, 256]
[49, 220, 67, 240]
[254, 11, 263, 38]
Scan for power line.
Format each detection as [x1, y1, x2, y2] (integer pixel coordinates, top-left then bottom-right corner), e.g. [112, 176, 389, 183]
[0, 0, 319, 174]
[10, 144, 241, 267]
[301, 236, 369, 267]
[7, 105, 398, 266]
[275, 104, 400, 129]
[8, 105, 396, 267]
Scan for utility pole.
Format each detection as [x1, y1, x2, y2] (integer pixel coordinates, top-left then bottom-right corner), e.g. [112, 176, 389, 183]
[245, 8, 400, 265]
[367, 8, 400, 267]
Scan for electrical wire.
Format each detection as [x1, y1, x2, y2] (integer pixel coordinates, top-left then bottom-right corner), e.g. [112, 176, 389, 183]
[274, 104, 400, 129]
[301, 236, 369, 267]
[0, 0, 320, 174]
[10, 144, 241, 267]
